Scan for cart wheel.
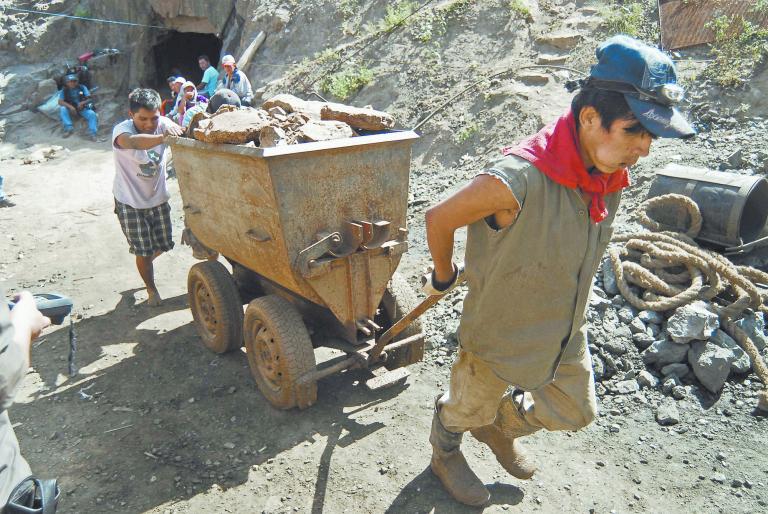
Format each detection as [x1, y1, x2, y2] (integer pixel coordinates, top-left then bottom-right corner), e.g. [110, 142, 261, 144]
[377, 272, 425, 370]
[244, 295, 317, 410]
[187, 261, 244, 353]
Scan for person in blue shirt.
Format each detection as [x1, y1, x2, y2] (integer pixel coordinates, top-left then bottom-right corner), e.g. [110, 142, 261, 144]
[196, 55, 220, 99]
[57, 74, 99, 141]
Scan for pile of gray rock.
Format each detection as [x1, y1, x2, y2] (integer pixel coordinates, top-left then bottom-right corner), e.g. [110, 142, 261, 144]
[587, 259, 768, 421]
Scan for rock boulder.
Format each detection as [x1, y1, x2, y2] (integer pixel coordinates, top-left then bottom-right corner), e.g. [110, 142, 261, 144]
[655, 399, 680, 426]
[194, 109, 273, 144]
[642, 339, 689, 367]
[688, 341, 733, 393]
[734, 312, 768, 351]
[321, 103, 395, 131]
[298, 120, 356, 142]
[709, 329, 751, 374]
[666, 301, 719, 343]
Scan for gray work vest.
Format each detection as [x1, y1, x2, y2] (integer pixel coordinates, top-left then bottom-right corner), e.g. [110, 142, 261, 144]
[458, 155, 621, 390]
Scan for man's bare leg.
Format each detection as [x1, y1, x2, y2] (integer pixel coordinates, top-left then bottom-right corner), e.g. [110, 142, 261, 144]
[136, 251, 164, 306]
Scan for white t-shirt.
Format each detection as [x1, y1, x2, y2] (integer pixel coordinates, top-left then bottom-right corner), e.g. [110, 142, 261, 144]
[112, 117, 175, 209]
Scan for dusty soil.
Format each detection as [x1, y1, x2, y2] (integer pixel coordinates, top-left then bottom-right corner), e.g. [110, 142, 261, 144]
[1, 118, 766, 514]
[2, 1, 768, 513]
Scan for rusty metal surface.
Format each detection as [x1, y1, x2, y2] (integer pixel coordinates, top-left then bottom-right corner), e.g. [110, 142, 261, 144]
[170, 132, 418, 342]
[660, 0, 768, 50]
[368, 289, 444, 364]
[647, 164, 768, 248]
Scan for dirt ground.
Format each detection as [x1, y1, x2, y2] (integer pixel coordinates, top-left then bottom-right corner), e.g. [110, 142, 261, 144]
[1, 122, 766, 514]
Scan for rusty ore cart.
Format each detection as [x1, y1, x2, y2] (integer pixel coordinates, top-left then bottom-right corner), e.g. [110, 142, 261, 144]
[169, 131, 423, 409]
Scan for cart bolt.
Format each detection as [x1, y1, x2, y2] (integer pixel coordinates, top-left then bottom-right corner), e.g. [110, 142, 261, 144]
[355, 322, 372, 336]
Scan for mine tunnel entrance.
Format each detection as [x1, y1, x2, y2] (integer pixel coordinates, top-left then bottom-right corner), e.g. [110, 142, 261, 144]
[152, 31, 222, 89]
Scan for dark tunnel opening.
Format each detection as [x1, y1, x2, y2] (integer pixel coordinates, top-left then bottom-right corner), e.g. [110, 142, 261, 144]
[151, 31, 222, 91]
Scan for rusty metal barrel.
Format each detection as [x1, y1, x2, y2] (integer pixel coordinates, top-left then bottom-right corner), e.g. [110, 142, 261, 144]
[647, 164, 768, 250]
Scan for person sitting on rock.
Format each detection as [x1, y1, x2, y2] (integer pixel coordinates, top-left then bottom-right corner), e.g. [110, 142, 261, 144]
[160, 75, 179, 116]
[181, 98, 210, 130]
[57, 74, 99, 141]
[175, 81, 208, 126]
[218, 54, 253, 107]
[422, 35, 696, 507]
[167, 76, 186, 119]
[196, 54, 220, 99]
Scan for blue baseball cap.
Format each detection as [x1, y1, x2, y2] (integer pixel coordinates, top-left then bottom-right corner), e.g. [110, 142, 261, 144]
[586, 35, 695, 139]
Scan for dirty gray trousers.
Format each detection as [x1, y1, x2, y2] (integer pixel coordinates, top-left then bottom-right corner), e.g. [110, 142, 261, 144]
[438, 345, 597, 433]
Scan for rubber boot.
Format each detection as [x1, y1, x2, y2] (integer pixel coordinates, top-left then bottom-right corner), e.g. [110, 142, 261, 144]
[470, 395, 539, 479]
[430, 400, 490, 506]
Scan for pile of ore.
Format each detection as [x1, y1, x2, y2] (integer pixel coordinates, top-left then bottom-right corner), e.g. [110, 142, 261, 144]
[189, 94, 395, 147]
[586, 259, 768, 420]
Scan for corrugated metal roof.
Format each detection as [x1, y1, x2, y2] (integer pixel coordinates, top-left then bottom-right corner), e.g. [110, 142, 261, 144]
[659, 0, 768, 50]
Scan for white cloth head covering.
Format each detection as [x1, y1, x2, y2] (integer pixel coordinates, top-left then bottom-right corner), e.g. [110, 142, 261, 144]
[181, 80, 198, 98]
[221, 54, 236, 65]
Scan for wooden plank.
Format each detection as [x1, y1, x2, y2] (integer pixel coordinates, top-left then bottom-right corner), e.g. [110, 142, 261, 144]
[238, 31, 266, 70]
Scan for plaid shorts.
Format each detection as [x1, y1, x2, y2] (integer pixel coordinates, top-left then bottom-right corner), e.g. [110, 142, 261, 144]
[114, 199, 174, 257]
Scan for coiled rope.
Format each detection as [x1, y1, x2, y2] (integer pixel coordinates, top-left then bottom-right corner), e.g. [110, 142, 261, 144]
[609, 194, 768, 412]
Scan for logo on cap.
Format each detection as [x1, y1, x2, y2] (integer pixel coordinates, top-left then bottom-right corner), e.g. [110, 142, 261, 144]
[641, 108, 672, 129]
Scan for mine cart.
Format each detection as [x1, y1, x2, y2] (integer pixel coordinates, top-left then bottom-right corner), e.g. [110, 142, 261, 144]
[169, 132, 423, 409]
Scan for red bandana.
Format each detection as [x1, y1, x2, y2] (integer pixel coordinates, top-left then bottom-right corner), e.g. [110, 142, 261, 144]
[502, 111, 630, 223]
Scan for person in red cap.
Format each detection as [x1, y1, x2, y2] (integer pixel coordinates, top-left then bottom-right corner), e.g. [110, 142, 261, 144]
[422, 35, 695, 506]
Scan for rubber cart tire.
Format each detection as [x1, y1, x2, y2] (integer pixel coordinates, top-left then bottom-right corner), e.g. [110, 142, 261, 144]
[244, 295, 318, 410]
[378, 272, 425, 370]
[188, 261, 244, 353]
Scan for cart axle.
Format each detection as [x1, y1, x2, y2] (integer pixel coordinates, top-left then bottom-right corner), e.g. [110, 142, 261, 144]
[296, 332, 424, 386]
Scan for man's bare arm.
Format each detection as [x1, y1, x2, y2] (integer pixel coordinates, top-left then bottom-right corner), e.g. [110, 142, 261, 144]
[9, 292, 50, 367]
[114, 123, 183, 150]
[58, 98, 76, 111]
[425, 174, 520, 283]
[115, 132, 164, 150]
